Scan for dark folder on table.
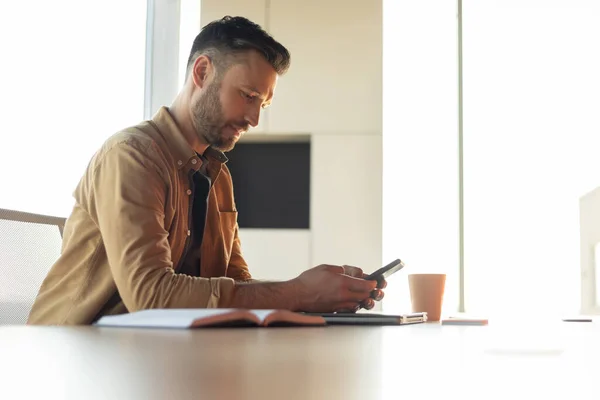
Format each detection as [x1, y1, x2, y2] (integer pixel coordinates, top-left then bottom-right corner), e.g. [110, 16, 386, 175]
[305, 312, 427, 325]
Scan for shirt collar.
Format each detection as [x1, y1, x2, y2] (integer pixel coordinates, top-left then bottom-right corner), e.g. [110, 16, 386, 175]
[151, 106, 228, 171]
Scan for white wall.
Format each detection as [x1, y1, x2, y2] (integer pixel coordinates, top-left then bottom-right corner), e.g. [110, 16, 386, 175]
[311, 134, 382, 270]
[580, 187, 600, 315]
[238, 230, 311, 281]
[266, 0, 382, 135]
[201, 0, 383, 283]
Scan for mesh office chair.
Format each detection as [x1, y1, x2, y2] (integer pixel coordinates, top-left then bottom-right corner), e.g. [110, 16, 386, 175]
[0, 208, 65, 325]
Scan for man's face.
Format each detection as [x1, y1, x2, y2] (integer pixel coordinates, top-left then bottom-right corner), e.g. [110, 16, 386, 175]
[191, 51, 278, 152]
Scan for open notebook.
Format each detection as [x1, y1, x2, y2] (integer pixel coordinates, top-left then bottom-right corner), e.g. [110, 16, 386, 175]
[94, 309, 326, 328]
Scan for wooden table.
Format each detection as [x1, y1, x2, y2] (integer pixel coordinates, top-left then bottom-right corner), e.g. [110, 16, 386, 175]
[1, 321, 598, 399]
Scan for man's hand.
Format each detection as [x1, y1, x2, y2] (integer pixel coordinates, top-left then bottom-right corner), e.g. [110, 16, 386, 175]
[290, 264, 385, 313]
[341, 265, 386, 311]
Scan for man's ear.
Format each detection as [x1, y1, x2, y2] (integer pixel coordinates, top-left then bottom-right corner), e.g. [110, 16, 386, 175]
[191, 55, 214, 89]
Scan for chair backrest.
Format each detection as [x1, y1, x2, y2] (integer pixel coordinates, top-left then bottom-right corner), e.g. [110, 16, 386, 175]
[0, 208, 65, 325]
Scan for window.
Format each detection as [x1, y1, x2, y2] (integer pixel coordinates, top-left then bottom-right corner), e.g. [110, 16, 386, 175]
[178, 0, 202, 88]
[383, 0, 600, 317]
[0, 1, 147, 217]
[463, 0, 600, 316]
[382, 0, 459, 315]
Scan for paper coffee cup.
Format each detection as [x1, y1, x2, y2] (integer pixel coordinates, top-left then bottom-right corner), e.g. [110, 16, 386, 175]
[408, 273, 446, 322]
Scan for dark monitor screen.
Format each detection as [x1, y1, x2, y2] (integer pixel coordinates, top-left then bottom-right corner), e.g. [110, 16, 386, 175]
[225, 141, 310, 229]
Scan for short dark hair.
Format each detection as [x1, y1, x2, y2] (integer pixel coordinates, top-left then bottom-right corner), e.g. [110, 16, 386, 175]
[186, 16, 290, 79]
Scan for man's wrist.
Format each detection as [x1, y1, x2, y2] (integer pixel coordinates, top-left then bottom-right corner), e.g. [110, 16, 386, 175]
[283, 278, 303, 311]
[229, 278, 304, 311]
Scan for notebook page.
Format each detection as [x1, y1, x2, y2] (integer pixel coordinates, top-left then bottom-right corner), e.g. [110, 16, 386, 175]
[249, 309, 278, 323]
[95, 308, 240, 328]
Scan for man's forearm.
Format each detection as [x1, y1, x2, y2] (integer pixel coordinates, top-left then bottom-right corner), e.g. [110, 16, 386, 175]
[236, 278, 261, 283]
[228, 279, 302, 310]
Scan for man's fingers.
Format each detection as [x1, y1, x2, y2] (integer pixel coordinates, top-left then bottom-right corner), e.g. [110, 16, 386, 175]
[377, 279, 387, 289]
[371, 289, 385, 301]
[321, 264, 345, 274]
[334, 302, 360, 313]
[340, 289, 376, 303]
[360, 298, 375, 310]
[342, 265, 364, 278]
[345, 275, 377, 293]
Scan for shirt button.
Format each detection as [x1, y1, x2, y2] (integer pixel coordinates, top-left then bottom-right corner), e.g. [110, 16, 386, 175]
[177, 160, 183, 166]
[191, 159, 198, 165]
[186, 189, 192, 195]
[187, 230, 191, 236]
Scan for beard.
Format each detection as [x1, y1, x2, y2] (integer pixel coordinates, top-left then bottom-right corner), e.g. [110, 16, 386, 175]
[191, 80, 242, 152]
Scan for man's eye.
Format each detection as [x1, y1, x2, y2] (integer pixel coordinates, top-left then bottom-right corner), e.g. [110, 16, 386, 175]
[242, 92, 255, 101]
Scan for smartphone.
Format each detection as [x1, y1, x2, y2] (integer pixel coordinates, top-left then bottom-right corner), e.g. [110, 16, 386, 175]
[364, 259, 405, 281]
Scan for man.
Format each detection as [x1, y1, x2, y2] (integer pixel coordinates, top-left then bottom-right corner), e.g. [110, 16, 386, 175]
[28, 16, 385, 325]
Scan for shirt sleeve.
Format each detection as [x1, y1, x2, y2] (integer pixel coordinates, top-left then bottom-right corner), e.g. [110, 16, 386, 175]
[85, 140, 236, 310]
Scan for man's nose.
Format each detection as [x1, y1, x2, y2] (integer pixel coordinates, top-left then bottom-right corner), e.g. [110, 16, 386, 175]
[245, 105, 260, 128]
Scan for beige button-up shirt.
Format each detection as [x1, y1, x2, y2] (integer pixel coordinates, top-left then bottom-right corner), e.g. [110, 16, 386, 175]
[28, 107, 251, 325]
